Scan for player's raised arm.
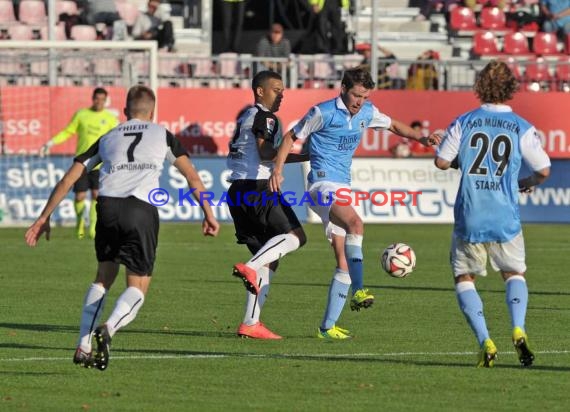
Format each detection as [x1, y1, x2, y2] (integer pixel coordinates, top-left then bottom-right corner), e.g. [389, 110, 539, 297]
[389, 118, 441, 146]
[269, 129, 296, 192]
[174, 156, 220, 237]
[25, 161, 86, 246]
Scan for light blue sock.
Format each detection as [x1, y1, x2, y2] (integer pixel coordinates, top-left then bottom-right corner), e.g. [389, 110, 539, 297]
[505, 275, 528, 330]
[345, 234, 364, 292]
[321, 269, 351, 330]
[456, 282, 490, 346]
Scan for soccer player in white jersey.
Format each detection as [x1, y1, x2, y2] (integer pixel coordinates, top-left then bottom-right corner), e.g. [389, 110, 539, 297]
[270, 66, 440, 339]
[435, 60, 550, 367]
[228, 71, 307, 339]
[25, 85, 220, 370]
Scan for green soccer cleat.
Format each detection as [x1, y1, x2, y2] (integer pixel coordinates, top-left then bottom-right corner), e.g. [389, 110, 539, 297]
[317, 325, 352, 340]
[512, 327, 535, 367]
[350, 289, 374, 311]
[477, 338, 498, 368]
[76, 219, 85, 240]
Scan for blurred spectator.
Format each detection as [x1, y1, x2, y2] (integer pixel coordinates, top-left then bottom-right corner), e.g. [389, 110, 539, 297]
[390, 121, 435, 158]
[132, 0, 175, 51]
[540, 0, 570, 37]
[307, 0, 348, 54]
[414, 0, 462, 22]
[356, 43, 405, 89]
[256, 23, 291, 73]
[79, 0, 120, 26]
[406, 50, 440, 90]
[220, 0, 246, 52]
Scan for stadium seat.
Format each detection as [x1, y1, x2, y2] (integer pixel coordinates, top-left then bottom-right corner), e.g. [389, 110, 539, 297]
[522, 57, 552, 91]
[115, 2, 140, 26]
[479, 7, 507, 31]
[472, 31, 501, 56]
[503, 32, 532, 56]
[70, 25, 97, 41]
[217, 52, 241, 88]
[555, 56, 570, 91]
[449, 7, 477, 32]
[189, 57, 215, 87]
[7, 24, 34, 40]
[0, 51, 25, 85]
[0, 0, 17, 26]
[533, 32, 562, 56]
[93, 57, 122, 85]
[55, 0, 78, 17]
[18, 0, 47, 25]
[40, 24, 66, 40]
[500, 56, 523, 80]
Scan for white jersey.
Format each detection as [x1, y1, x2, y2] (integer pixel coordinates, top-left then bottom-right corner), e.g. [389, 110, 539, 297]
[226, 104, 281, 181]
[75, 118, 187, 204]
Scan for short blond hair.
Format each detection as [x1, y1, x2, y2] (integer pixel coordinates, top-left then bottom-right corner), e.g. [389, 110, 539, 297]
[126, 85, 156, 117]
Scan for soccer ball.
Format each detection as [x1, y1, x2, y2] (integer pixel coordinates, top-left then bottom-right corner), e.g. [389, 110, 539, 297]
[381, 243, 416, 278]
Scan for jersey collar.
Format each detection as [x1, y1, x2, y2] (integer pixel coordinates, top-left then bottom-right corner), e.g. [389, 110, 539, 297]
[481, 103, 512, 112]
[255, 102, 271, 112]
[335, 96, 350, 114]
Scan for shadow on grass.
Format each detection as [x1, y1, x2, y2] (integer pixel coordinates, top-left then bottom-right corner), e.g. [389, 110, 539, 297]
[204, 279, 570, 296]
[112, 347, 570, 372]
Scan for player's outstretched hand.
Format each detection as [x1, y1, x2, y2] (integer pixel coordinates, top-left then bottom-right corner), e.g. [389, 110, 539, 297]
[25, 217, 51, 247]
[202, 216, 220, 237]
[422, 133, 442, 146]
[269, 171, 283, 193]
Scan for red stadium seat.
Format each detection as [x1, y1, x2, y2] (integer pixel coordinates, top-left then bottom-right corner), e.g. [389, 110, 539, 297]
[555, 56, 570, 91]
[0, 0, 17, 26]
[479, 7, 507, 31]
[18, 0, 47, 25]
[7, 24, 34, 40]
[70, 24, 97, 41]
[503, 32, 531, 55]
[55, 0, 78, 17]
[40, 24, 66, 40]
[533, 32, 562, 56]
[472, 31, 501, 56]
[115, 2, 140, 26]
[450, 7, 477, 32]
[524, 57, 552, 91]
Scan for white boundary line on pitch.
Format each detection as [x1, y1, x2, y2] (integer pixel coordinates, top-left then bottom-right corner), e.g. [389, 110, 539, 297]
[1, 350, 569, 363]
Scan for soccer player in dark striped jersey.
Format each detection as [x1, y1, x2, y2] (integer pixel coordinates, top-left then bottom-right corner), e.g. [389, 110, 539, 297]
[227, 71, 307, 339]
[26, 85, 220, 370]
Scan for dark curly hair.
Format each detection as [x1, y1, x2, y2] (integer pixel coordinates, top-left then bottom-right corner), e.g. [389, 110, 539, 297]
[342, 66, 375, 90]
[474, 60, 519, 104]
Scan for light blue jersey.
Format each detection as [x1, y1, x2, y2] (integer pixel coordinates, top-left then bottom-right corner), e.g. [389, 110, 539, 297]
[293, 97, 391, 185]
[438, 104, 550, 243]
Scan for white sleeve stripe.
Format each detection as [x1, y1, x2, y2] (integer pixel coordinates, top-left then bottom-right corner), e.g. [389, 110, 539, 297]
[520, 127, 551, 171]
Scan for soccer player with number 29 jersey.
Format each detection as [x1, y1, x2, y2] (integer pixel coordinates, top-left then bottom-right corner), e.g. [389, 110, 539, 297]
[436, 60, 551, 367]
[26, 85, 219, 371]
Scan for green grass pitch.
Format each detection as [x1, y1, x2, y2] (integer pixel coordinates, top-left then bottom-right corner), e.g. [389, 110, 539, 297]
[1, 223, 569, 411]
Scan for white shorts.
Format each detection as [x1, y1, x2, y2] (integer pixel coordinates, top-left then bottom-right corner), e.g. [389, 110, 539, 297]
[450, 231, 527, 277]
[307, 181, 348, 241]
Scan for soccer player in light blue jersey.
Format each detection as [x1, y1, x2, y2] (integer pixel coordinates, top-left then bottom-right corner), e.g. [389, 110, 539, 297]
[270, 66, 440, 339]
[435, 60, 551, 367]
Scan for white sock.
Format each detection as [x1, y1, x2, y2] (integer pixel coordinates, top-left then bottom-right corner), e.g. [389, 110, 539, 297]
[247, 234, 300, 271]
[105, 287, 145, 338]
[77, 283, 106, 353]
[243, 266, 274, 326]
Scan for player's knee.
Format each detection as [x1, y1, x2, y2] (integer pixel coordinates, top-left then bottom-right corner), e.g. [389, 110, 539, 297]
[293, 228, 307, 247]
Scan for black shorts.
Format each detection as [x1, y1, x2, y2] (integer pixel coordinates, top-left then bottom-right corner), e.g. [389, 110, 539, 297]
[74, 169, 99, 193]
[228, 179, 302, 254]
[95, 196, 159, 275]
